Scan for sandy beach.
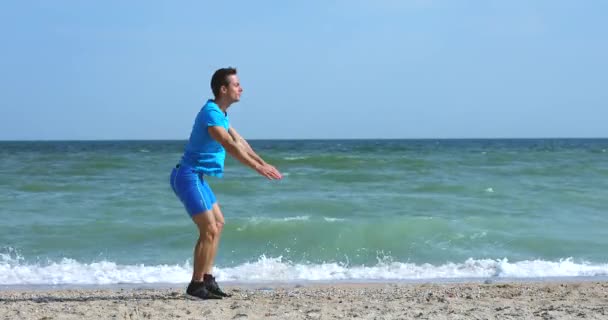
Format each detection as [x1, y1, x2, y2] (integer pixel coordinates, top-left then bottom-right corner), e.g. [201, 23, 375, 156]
[1, 281, 607, 319]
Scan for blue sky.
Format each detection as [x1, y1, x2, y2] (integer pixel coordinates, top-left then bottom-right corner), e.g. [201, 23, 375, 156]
[1, 1, 607, 140]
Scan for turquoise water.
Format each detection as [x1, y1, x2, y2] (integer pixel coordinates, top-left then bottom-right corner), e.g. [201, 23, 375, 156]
[1, 139, 607, 285]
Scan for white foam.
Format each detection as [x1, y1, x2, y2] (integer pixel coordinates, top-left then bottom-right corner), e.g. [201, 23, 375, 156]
[283, 216, 310, 222]
[1, 254, 607, 285]
[245, 216, 348, 224]
[246, 216, 311, 224]
[0, 257, 191, 285]
[469, 231, 487, 240]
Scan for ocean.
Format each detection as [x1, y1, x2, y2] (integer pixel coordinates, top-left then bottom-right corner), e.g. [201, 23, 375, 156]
[1, 139, 607, 286]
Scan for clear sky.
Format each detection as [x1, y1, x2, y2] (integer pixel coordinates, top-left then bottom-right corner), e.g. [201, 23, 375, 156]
[1, 1, 607, 140]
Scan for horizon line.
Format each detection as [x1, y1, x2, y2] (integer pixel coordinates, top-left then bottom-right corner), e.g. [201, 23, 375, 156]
[1, 137, 607, 142]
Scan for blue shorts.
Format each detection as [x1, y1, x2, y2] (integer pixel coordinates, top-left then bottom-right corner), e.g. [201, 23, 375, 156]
[170, 164, 216, 217]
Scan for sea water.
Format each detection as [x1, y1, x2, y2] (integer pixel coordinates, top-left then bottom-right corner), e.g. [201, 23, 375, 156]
[1, 139, 607, 285]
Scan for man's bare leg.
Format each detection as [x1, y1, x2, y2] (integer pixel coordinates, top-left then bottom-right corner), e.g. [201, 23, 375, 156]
[191, 210, 218, 280]
[185, 211, 222, 299]
[201, 203, 231, 297]
[208, 203, 225, 269]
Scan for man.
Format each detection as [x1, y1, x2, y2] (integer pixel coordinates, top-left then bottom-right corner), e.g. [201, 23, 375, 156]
[170, 67, 282, 299]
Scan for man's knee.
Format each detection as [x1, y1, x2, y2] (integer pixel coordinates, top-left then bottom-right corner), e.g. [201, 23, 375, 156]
[202, 224, 219, 242]
[216, 221, 224, 232]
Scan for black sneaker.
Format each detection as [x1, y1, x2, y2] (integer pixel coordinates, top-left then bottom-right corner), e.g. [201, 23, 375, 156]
[204, 275, 232, 297]
[186, 281, 222, 300]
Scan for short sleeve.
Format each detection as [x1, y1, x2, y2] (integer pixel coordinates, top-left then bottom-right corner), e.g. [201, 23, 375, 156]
[204, 108, 225, 127]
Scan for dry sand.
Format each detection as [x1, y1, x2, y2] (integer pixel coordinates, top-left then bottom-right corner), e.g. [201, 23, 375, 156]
[1, 281, 607, 319]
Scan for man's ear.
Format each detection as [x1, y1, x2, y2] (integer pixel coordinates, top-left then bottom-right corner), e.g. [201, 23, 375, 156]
[220, 85, 228, 94]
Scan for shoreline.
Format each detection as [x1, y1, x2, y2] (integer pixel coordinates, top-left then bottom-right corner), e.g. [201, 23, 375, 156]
[2, 275, 607, 292]
[1, 280, 607, 319]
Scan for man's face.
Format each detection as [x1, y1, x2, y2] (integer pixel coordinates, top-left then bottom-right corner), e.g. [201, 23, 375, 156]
[222, 75, 243, 103]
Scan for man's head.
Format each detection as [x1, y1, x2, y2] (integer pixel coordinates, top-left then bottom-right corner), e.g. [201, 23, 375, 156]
[211, 67, 242, 103]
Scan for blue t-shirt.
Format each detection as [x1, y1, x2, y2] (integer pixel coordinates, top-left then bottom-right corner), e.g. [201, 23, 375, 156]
[180, 100, 230, 177]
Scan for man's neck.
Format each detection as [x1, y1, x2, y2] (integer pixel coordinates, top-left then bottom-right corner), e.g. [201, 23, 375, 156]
[213, 98, 231, 113]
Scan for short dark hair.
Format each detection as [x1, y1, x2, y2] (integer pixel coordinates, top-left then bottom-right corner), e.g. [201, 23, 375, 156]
[210, 67, 237, 97]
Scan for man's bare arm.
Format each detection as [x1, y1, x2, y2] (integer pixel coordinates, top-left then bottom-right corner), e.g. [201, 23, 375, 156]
[228, 127, 266, 165]
[209, 126, 281, 180]
[228, 127, 282, 179]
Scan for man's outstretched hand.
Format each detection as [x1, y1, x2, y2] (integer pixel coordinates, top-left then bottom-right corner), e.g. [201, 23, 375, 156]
[256, 164, 283, 180]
